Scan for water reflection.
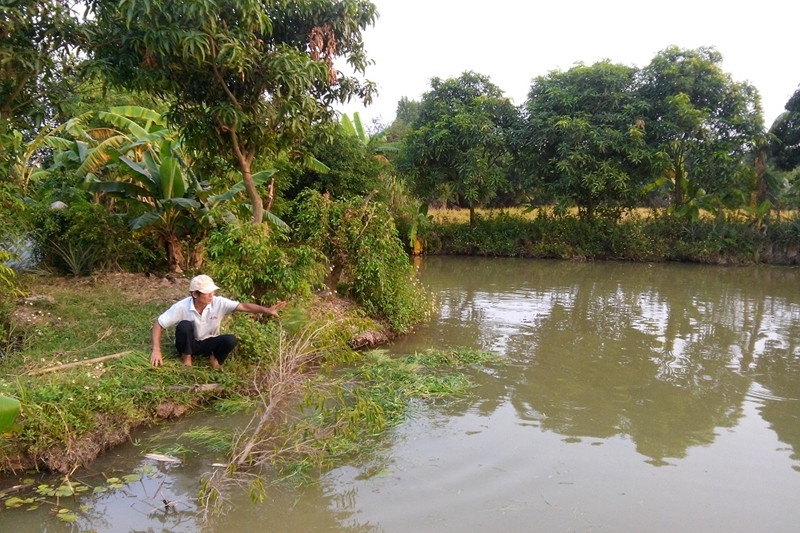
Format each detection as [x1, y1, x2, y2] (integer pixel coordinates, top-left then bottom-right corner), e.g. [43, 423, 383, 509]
[396, 257, 800, 466]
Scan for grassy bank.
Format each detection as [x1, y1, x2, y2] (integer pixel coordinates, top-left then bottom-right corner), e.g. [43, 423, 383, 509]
[0, 272, 390, 474]
[0, 270, 502, 520]
[422, 209, 800, 265]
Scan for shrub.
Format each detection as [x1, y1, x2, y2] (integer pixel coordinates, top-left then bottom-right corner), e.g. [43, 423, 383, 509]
[205, 222, 327, 303]
[289, 189, 431, 333]
[28, 199, 158, 274]
[425, 209, 782, 264]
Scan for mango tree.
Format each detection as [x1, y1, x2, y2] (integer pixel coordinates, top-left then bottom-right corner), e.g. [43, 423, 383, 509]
[83, 0, 378, 225]
[404, 71, 518, 224]
[638, 46, 763, 212]
[521, 60, 651, 220]
[0, 0, 80, 174]
[770, 85, 800, 172]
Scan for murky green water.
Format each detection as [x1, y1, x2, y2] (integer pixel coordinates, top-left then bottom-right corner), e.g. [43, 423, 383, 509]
[4, 257, 800, 532]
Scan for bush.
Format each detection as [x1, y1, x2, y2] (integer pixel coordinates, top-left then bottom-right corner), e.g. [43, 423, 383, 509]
[205, 222, 327, 303]
[425, 209, 792, 265]
[289, 189, 431, 333]
[28, 199, 158, 275]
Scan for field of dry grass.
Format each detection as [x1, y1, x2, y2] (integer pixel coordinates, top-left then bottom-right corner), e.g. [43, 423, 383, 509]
[428, 206, 799, 224]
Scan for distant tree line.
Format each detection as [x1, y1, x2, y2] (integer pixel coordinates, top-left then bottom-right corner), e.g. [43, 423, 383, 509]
[396, 47, 800, 224]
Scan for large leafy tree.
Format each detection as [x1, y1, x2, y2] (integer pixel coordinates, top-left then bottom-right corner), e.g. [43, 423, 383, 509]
[404, 71, 517, 224]
[770, 85, 800, 171]
[84, 0, 378, 224]
[521, 61, 650, 219]
[0, 0, 80, 136]
[638, 46, 763, 210]
[1, 0, 81, 237]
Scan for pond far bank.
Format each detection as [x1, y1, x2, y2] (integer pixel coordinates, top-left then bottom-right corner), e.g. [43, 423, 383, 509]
[421, 211, 800, 266]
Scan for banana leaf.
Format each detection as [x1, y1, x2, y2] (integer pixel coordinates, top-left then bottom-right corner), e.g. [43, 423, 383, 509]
[159, 155, 184, 199]
[0, 395, 21, 433]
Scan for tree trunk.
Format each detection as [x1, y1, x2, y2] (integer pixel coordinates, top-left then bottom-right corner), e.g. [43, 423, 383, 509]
[752, 147, 768, 207]
[165, 234, 184, 273]
[240, 159, 264, 224]
[230, 130, 264, 224]
[188, 241, 205, 270]
[672, 154, 686, 208]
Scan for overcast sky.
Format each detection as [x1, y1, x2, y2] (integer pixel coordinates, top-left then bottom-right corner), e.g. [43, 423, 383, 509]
[337, 0, 799, 130]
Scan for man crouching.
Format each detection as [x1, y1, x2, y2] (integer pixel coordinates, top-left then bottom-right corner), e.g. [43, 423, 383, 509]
[150, 274, 286, 368]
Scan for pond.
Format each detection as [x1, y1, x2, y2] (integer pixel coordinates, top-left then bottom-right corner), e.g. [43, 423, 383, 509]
[4, 257, 800, 532]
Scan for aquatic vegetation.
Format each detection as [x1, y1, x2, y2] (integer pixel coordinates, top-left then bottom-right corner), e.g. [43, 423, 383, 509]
[1, 467, 150, 524]
[198, 338, 499, 517]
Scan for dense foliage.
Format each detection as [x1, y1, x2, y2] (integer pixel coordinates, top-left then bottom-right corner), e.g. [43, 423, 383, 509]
[521, 61, 650, 219]
[83, 0, 378, 224]
[770, 85, 800, 171]
[205, 222, 326, 303]
[289, 189, 430, 332]
[423, 209, 800, 265]
[401, 47, 781, 221]
[638, 47, 763, 212]
[403, 71, 518, 223]
[281, 121, 386, 200]
[0, 0, 80, 135]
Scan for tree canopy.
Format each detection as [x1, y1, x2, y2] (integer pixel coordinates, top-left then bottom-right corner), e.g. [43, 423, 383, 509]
[1, 0, 82, 191]
[521, 60, 650, 219]
[770, 85, 800, 171]
[83, 0, 378, 224]
[403, 71, 517, 223]
[638, 46, 763, 209]
[0, 0, 80, 130]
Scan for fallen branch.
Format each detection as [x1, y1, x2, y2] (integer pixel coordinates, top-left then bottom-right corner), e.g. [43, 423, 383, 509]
[27, 351, 133, 376]
[144, 384, 224, 393]
[0, 482, 33, 499]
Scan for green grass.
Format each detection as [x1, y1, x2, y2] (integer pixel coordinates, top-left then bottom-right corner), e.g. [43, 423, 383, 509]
[1, 271, 485, 487]
[0, 273, 307, 470]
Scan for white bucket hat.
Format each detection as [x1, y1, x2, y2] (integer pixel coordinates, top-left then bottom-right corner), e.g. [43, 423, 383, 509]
[189, 274, 220, 294]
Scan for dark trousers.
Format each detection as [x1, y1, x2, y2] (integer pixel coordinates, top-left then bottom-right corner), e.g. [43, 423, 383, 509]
[175, 320, 237, 364]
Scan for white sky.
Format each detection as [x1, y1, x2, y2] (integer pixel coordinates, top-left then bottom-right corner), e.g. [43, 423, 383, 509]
[337, 0, 799, 130]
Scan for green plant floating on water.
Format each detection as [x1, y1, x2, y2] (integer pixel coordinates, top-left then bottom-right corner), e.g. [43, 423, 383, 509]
[2, 468, 151, 516]
[56, 507, 79, 523]
[35, 480, 90, 498]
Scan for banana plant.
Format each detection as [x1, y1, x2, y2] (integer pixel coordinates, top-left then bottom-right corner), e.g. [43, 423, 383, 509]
[340, 112, 398, 157]
[27, 106, 285, 270]
[88, 137, 203, 272]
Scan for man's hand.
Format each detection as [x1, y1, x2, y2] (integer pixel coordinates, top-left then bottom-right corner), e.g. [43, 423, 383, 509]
[266, 300, 288, 317]
[237, 301, 288, 317]
[151, 321, 164, 367]
[150, 350, 163, 367]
